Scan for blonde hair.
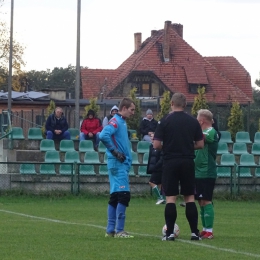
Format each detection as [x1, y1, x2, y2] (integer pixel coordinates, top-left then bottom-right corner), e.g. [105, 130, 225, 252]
[197, 109, 213, 122]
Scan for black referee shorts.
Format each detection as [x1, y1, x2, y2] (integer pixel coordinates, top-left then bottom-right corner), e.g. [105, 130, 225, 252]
[162, 158, 195, 196]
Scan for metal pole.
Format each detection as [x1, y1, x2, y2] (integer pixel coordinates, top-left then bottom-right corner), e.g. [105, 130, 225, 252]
[75, 0, 81, 129]
[8, 0, 14, 113]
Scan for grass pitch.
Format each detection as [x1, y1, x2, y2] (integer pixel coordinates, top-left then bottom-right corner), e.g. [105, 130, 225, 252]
[0, 195, 260, 260]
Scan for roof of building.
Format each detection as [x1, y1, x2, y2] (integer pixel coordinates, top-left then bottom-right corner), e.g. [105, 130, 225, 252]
[81, 21, 252, 104]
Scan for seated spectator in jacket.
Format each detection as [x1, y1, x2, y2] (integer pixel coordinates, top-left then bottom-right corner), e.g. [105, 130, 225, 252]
[45, 107, 71, 140]
[80, 109, 103, 150]
[139, 109, 158, 143]
[102, 105, 119, 127]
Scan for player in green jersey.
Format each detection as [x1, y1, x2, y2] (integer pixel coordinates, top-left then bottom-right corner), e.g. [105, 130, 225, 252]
[195, 109, 218, 239]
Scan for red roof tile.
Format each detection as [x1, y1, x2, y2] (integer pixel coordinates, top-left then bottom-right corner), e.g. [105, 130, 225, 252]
[81, 22, 252, 105]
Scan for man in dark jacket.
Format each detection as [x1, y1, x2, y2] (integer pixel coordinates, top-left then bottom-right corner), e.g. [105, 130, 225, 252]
[45, 107, 70, 140]
[139, 109, 158, 143]
[80, 109, 103, 150]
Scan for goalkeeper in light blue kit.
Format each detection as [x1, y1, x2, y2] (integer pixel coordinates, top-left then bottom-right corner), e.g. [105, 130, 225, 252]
[99, 98, 135, 238]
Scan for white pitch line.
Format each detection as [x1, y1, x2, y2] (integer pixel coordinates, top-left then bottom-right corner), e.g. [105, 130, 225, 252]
[1, 209, 260, 259]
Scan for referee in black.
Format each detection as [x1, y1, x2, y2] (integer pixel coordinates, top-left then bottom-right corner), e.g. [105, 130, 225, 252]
[153, 93, 204, 241]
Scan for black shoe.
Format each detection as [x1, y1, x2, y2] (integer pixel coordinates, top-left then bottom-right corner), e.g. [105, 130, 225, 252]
[191, 233, 202, 241]
[162, 234, 175, 241]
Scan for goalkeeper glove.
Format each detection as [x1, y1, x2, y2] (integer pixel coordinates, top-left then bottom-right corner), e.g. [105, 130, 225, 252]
[111, 150, 126, 163]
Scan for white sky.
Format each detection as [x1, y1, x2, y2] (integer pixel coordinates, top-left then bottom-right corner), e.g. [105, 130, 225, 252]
[1, 0, 260, 88]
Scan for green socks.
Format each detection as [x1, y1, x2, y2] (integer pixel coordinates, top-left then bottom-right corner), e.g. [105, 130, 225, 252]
[203, 203, 214, 229]
[152, 186, 163, 200]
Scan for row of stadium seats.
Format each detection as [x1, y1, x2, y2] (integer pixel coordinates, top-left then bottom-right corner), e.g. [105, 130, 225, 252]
[217, 142, 260, 155]
[219, 131, 260, 144]
[19, 163, 149, 176]
[217, 153, 260, 178]
[39, 139, 151, 154]
[43, 150, 149, 164]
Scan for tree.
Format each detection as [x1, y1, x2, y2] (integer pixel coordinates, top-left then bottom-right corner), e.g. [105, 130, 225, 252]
[41, 100, 56, 137]
[25, 65, 78, 98]
[0, 18, 26, 91]
[83, 97, 100, 118]
[191, 86, 208, 116]
[157, 91, 171, 121]
[227, 101, 244, 141]
[127, 88, 141, 136]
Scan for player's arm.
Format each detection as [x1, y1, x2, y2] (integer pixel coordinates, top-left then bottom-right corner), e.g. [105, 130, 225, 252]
[194, 139, 204, 150]
[153, 140, 162, 150]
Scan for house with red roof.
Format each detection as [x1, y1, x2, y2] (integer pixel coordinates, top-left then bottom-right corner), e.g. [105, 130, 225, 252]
[81, 20, 252, 105]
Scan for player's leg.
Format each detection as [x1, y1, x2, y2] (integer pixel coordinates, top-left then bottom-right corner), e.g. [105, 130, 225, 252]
[180, 159, 201, 240]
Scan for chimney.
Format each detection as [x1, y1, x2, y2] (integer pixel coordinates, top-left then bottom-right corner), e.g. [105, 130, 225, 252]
[134, 33, 142, 53]
[151, 30, 157, 36]
[163, 21, 171, 62]
[172, 23, 183, 38]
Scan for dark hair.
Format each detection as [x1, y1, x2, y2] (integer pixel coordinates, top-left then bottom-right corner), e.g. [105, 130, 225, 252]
[118, 98, 135, 111]
[171, 93, 186, 108]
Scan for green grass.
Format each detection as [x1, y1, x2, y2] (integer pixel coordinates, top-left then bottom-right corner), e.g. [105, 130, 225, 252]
[0, 195, 260, 260]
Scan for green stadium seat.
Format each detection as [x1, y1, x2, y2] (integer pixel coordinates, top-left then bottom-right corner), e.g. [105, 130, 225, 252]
[239, 154, 256, 166]
[59, 140, 75, 152]
[138, 165, 148, 176]
[137, 141, 150, 154]
[79, 164, 95, 175]
[99, 164, 108, 175]
[59, 164, 74, 175]
[143, 153, 149, 164]
[128, 140, 133, 151]
[237, 154, 255, 178]
[68, 128, 80, 141]
[11, 127, 25, 140]
[64, 151, 80, 163]
[44, 150, 61, 163]
[40, 139, 56, 152]
[220, 154, 236, 166]
[79, 140, 94, 152]
[235, 131, 252, 144]
[251, 143, 260, 155]
[217, 142, 229, 155]
[28, 127, 43, 140]
[216, 166, 232, 177]
[20, 163, 36, 174]
[238, 167, 252, 177]
[98, 142, 107, 153]
[128, 129, 137, 140]
[129, 166, 135, 176]
[40, 164, 56, 174]
[131, 151, 140, 165]
[253, 132, 260, 143]
[232, 143, 248, 155]
[219, 131, 233, 143]
[255, 168, 260, 177]
[84, 151, 100, 164]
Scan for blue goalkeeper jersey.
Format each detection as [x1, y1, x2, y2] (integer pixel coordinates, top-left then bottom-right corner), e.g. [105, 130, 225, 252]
[99, 113, 132, 169]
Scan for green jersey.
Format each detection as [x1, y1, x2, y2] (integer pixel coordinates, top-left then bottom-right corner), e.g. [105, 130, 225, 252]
[195, 127, 218, 178]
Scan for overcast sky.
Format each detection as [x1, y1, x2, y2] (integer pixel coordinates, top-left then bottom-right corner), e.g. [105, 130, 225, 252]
[1, 0, 260, 88]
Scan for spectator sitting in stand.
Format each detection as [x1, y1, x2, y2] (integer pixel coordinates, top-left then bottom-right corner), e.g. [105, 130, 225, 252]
[45, 107, 71, 140]
[80, 109, 103, 150]
[139, 109, 158, 143]
[102, 105, 119, 127]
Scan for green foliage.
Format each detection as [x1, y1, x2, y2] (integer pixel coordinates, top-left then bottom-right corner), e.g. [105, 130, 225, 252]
[41, 100, 56, 137]
[83, 97, 100, 118]
[227, 101, 244, 141]
[156, 91, 171, 121]
[191, 86, 208, 116]
[25, 65, 80, 98]
[127, 88, 141, 136]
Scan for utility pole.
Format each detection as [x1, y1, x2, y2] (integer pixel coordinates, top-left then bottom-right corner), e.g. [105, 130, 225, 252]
[8, 0, 14, 113]
[75, 0, 81, 128]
